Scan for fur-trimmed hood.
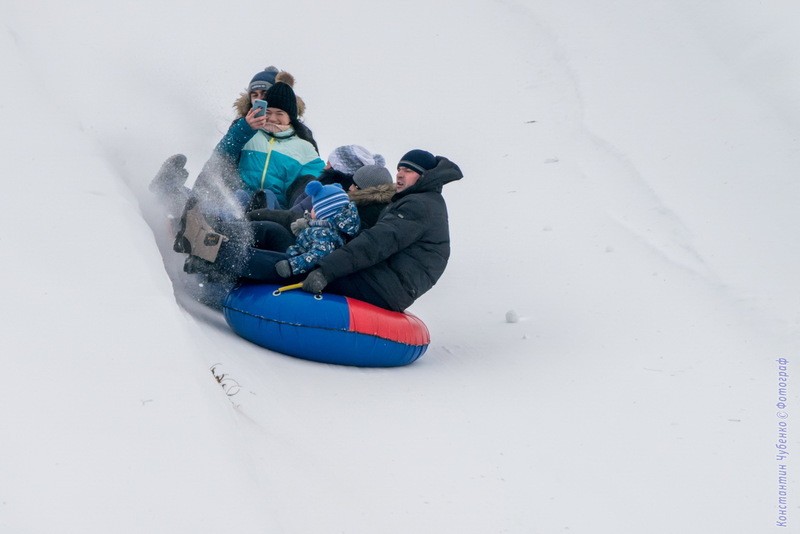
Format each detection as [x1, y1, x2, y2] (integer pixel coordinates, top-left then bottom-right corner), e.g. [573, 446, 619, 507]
[233, 70, 306, 118]
[347, 183, 396, 230]
[348, 183, 396, 206]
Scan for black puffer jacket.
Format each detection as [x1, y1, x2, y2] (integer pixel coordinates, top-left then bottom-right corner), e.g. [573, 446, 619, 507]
[317, 156, 463, 311]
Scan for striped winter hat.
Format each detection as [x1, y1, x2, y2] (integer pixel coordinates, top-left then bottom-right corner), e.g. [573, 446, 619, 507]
[306, 181, 349, 221]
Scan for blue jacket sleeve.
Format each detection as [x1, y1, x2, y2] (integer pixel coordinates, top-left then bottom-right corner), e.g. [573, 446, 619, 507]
[297, 157, 325, 179]
[214, 118, 257, 162]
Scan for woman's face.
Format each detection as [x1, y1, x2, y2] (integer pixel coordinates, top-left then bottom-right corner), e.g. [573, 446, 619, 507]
[265, 108, 290, 126]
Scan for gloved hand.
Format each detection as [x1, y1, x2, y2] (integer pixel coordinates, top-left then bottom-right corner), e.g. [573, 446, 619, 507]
[302, 269, 328, 293]
[290, 218, 309, 236]
[275, 260, 292, 278]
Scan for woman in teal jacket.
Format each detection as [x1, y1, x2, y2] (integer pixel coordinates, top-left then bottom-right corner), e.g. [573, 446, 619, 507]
[170, 74, 324, 255]
[214, 80, 324, 210]
[152, 67, 320, 213]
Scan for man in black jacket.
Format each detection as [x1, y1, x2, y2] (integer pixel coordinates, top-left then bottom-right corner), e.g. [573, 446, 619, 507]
[302, 149, 463, 312]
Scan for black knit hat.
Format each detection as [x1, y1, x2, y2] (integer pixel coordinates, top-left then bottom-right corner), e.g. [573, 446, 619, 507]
[398, 149, 437, 174]
[265, 82, 298, 120]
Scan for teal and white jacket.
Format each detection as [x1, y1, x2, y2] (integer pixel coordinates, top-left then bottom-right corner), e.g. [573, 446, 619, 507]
[215, 117, 324, 208]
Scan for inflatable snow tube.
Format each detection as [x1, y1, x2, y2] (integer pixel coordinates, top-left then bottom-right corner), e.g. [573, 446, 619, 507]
[222, 283, 430, 367]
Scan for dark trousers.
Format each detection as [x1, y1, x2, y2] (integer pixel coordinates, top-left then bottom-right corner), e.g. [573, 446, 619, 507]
[326, 273, 394, 311]
[214, 221, 298, 283]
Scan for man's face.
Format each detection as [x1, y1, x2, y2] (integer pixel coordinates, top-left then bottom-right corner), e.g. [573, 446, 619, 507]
[250, 89, 268, 103]
[395, 166, 421, 192]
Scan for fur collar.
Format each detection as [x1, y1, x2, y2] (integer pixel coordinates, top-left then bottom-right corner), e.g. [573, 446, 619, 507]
[348, 183, 396, 205]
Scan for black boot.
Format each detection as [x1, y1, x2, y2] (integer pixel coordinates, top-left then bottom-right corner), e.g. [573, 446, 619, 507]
[184, 255, 214, 274]
[184, 256, 236, 283]
[172, 196, 195, 254]
[149, 154, 189, 195]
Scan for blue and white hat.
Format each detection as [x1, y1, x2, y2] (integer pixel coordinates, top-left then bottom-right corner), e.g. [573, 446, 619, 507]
[306, 181, 349, 221]
[248, 66, 280, 92]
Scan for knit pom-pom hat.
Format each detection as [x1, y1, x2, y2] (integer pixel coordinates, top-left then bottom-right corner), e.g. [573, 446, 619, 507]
[248, 66, 280, 92]
[328, 145, 386, 176]
[305, 181, 349, 221]
[264, 82, 298, 120]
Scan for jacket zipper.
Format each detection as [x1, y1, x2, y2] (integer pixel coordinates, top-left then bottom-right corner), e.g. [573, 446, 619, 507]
[259, 136, 276, 189]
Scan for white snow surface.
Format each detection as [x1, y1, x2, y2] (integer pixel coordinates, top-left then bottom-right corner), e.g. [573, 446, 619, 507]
[2, 1, 799, 532]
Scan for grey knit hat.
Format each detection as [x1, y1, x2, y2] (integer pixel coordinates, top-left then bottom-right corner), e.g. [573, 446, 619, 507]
[353, 165, 393, 190]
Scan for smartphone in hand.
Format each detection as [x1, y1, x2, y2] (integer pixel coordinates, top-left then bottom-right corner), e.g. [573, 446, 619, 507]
[253, 99, 268, 117]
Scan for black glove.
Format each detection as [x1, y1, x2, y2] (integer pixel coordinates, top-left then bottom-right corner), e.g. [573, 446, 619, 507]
[290, 218, 309, 236]
[302, 269, 328, 293]
[275, 260, 292, 278]
[246, 189, 270, 212]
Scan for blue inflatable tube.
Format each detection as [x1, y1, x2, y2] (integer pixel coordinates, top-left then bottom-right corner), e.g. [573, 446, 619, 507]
[222, 283, 430, 367]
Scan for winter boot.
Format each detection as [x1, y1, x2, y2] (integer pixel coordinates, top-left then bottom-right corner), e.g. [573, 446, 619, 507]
[173, 196, 195, 254]
[183, 256, 236, 284]
[183, 255, 215, 275]
[173, 196, 214, 254]
[180, 204, 228, 262]
[149, 154, 189, 195]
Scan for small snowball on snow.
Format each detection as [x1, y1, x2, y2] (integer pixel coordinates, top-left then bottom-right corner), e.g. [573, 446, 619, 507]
[505, 310, 519, 323]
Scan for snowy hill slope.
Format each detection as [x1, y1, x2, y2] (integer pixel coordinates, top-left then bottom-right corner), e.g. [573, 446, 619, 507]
[2, 1, 798, 532]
